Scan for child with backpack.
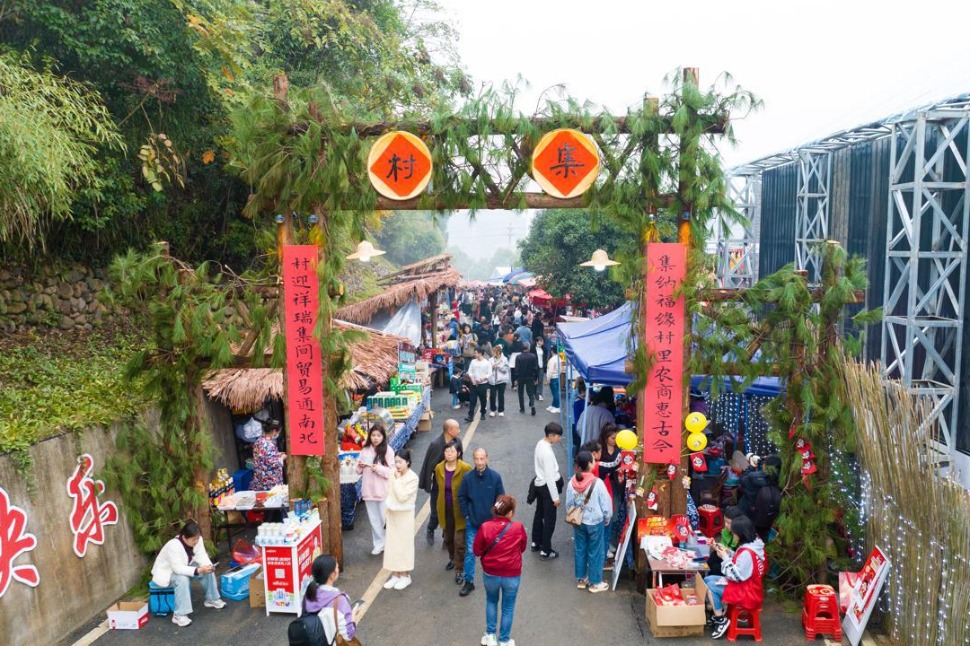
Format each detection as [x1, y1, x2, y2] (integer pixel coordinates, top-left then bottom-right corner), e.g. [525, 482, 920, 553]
[290, 554, 362, 645]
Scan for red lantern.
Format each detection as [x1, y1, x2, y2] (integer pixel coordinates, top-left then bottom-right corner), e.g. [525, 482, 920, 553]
[690, 452, 708, 472]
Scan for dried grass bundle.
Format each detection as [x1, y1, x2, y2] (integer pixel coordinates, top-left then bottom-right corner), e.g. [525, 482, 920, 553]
[843, 362, 970, 645]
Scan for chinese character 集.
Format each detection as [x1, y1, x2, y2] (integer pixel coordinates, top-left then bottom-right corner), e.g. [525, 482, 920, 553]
[550, 141, 585, 178]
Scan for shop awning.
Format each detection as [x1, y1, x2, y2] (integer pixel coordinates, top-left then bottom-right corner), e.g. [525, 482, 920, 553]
[557, 302, 635, 386]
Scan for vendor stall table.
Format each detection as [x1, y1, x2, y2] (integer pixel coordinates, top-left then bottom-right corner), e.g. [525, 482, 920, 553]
[261, 517, 322, 616]
[647, 555, 709, 589]
[339, 386, 431, 528]
[213, 494, 289, 555]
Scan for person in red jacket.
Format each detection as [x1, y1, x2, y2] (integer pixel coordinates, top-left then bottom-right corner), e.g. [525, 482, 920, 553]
[704, 516, 767, 639]
[473, 494, 527, 646]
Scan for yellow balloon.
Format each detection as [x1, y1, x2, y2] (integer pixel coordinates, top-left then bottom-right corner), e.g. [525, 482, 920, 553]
[685, 412, 709, 434]
[616, 429, 638, 451]
[686, 432, 708, 452]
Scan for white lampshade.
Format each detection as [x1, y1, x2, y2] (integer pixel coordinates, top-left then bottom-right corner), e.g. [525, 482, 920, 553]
[346, 240, 386, 262]
[579, 248, 620, 272]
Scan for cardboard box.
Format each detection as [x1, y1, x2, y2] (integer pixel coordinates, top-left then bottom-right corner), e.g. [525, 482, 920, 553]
[107, 601, 149, 630]
[221, 563, 260, 599]
[417, 410, 434, 432]
[249, 571, 266, 608]
[645, 572, 707, 638]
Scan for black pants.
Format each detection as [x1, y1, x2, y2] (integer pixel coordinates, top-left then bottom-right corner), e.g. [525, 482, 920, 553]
[532, 484, 557, 552]
[428, 480, 439, 531]
[518, 380, 536, 411]
[467, 384, 488, 419]
[489, 383, 506, 412]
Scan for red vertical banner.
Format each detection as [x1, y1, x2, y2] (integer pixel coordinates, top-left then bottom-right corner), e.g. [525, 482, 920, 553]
[642, 243, 687, 464]
[283, 245, 325, 456]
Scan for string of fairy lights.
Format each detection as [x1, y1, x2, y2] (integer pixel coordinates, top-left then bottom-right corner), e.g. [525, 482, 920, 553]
[703, 390, 776, 457]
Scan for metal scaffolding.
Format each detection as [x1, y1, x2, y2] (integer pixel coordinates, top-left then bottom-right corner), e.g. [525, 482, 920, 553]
[715, 173, 761, 288]
[881, 107, 970, 469]
[795, 150, 832, 282]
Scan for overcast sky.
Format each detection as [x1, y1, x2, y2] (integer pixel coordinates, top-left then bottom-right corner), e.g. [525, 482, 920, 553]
[440, 0, 970, 258]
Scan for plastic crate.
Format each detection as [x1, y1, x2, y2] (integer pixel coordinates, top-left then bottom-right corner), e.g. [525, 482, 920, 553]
[220, 563, 260, 598]
[148, 581, 175, 616]
[231, 469, 253, 493]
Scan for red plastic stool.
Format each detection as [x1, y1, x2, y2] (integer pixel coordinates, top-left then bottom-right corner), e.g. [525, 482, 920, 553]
[802, 585, 841, 641]
[727, 605, 762, 642]
[698, 504, 725, 539]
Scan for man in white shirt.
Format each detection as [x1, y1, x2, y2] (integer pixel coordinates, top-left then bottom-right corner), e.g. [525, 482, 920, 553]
[465, 346, 491, 423]
[532, 422, 563, 559]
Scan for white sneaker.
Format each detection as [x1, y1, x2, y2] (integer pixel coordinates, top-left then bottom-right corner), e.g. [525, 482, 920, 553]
[588, 582, 610, 593]
[383, 576, 400, 589]
[548, 407, 560, 413]
[393, 575, 411, 590]
[203, 599, 226, 609]
[499, 640, 516, 646]
[607, 546, 616, 559]
[498, 412, 504, 417]
[489, 411, 495, 417]
[452, 405, 461, 409]
[537, 395, 544, 401]
[481, 634, 498, 646]
[172, 614, 192, 627]
[371, 546, 384, 555]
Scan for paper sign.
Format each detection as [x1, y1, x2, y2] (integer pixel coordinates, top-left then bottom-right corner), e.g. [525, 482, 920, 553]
[283, 245, 325, 456]
[642, 243, 687, 464]
[843, 546, 891, 646]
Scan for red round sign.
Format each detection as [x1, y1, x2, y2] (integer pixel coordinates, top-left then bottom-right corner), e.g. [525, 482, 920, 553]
[531, 129, 600, 199]
[367, 131, 433, 200]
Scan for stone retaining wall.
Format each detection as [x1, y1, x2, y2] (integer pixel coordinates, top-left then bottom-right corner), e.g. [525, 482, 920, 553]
[0, 264, 119, 333]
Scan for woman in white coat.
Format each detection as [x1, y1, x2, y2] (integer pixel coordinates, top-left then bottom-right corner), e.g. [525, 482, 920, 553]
[151, 520, 226, 627]
[488, 344, 511, 417]
[383, 448, 419, 590]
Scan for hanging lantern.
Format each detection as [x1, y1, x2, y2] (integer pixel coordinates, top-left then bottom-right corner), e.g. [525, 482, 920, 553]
[801, 459, 818, 475]
[686, 432, 708, 452]
[616, 429, 638, 450]
[685, 412, 709, 434]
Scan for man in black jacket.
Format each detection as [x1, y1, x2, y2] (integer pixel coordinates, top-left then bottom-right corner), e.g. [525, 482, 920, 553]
[418, 419, 464, 545]
[516, 342, 540, 416]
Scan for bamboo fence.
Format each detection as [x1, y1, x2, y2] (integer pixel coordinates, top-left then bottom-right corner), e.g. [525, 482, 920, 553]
[843, 362, 970, 646]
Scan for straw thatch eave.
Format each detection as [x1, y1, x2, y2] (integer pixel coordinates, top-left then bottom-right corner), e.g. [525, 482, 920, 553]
[203, 320, 406, 411]
[336, 268, 461, 324]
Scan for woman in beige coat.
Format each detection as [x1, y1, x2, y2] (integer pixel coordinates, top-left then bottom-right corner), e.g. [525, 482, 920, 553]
[383, 448, 419, 590]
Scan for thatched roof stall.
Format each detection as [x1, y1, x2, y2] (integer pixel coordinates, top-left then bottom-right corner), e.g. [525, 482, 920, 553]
[203, 321, 406, 410]
[336, 266, 462, 325]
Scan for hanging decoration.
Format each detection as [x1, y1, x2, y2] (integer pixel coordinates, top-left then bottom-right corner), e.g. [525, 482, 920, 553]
[686, 432, 708, 452]
[690, 453, 708, 472]
[367, 131, 433, 200]
[616, 429, 638, 451]
[666, 463, 678, 480]
[531, 128, 600, 199]
[685, 411, 708, 434]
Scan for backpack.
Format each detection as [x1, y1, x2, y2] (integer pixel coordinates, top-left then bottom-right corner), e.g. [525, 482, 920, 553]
[288, 612, 331, 646]
[750, 484, 781, 527]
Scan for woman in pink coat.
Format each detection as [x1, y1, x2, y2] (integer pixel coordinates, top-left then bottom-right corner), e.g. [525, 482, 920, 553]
[356, 424, 395, 555]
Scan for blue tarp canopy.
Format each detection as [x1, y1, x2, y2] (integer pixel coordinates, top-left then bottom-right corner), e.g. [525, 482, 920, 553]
[557, 302, 785, 396]
[557, 302, 635, 386]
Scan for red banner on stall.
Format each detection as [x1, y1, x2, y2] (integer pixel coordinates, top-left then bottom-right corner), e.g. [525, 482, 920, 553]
[283, 245, 325, 456]
[642, 243, 687, 464]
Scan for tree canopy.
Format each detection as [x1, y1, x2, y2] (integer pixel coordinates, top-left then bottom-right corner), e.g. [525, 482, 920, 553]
[0, 0, 465, 267]
[518, 209, 630, 309]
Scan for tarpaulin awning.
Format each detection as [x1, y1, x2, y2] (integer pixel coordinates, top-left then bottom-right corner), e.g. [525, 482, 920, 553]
[557, 302, 635, 386]
[528, 289, 569, 307]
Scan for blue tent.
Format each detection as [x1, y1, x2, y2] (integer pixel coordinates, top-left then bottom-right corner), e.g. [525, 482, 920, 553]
[557, 302, 635, 386]
[558, 302, 785, 397]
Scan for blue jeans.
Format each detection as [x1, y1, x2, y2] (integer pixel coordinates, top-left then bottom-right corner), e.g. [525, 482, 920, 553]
[464, 524, 479, 584]
[483, 573, 520, 642]
[705, 575, 727, 612]
[171, 567, 221, 616]
[573, 522, 605, 585]
[550, 378, 560, 408]
[452, 393, 460, 407]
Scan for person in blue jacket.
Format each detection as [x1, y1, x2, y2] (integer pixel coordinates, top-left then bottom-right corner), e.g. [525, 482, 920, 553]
[458, 447, 506, 598]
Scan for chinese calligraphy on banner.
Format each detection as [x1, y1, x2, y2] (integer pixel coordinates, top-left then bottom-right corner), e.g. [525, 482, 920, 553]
[0, 487, 40, 598]
[642, 244, 687, 464]
[283, 246, 326, 456]
[67, 453, 119, 557]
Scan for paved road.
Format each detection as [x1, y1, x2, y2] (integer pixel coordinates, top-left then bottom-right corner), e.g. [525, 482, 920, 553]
[66, 389, 811, 645]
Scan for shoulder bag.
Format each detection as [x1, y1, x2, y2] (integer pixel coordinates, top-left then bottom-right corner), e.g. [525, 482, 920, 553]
[482, 521, 513, 557]
[565, 483, 594, 526]
[331, 603, 363, 646]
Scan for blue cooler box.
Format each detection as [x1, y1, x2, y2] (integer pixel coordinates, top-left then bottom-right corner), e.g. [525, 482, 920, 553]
[220, 563, 260, 601]
[149, 581, 175, 616]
